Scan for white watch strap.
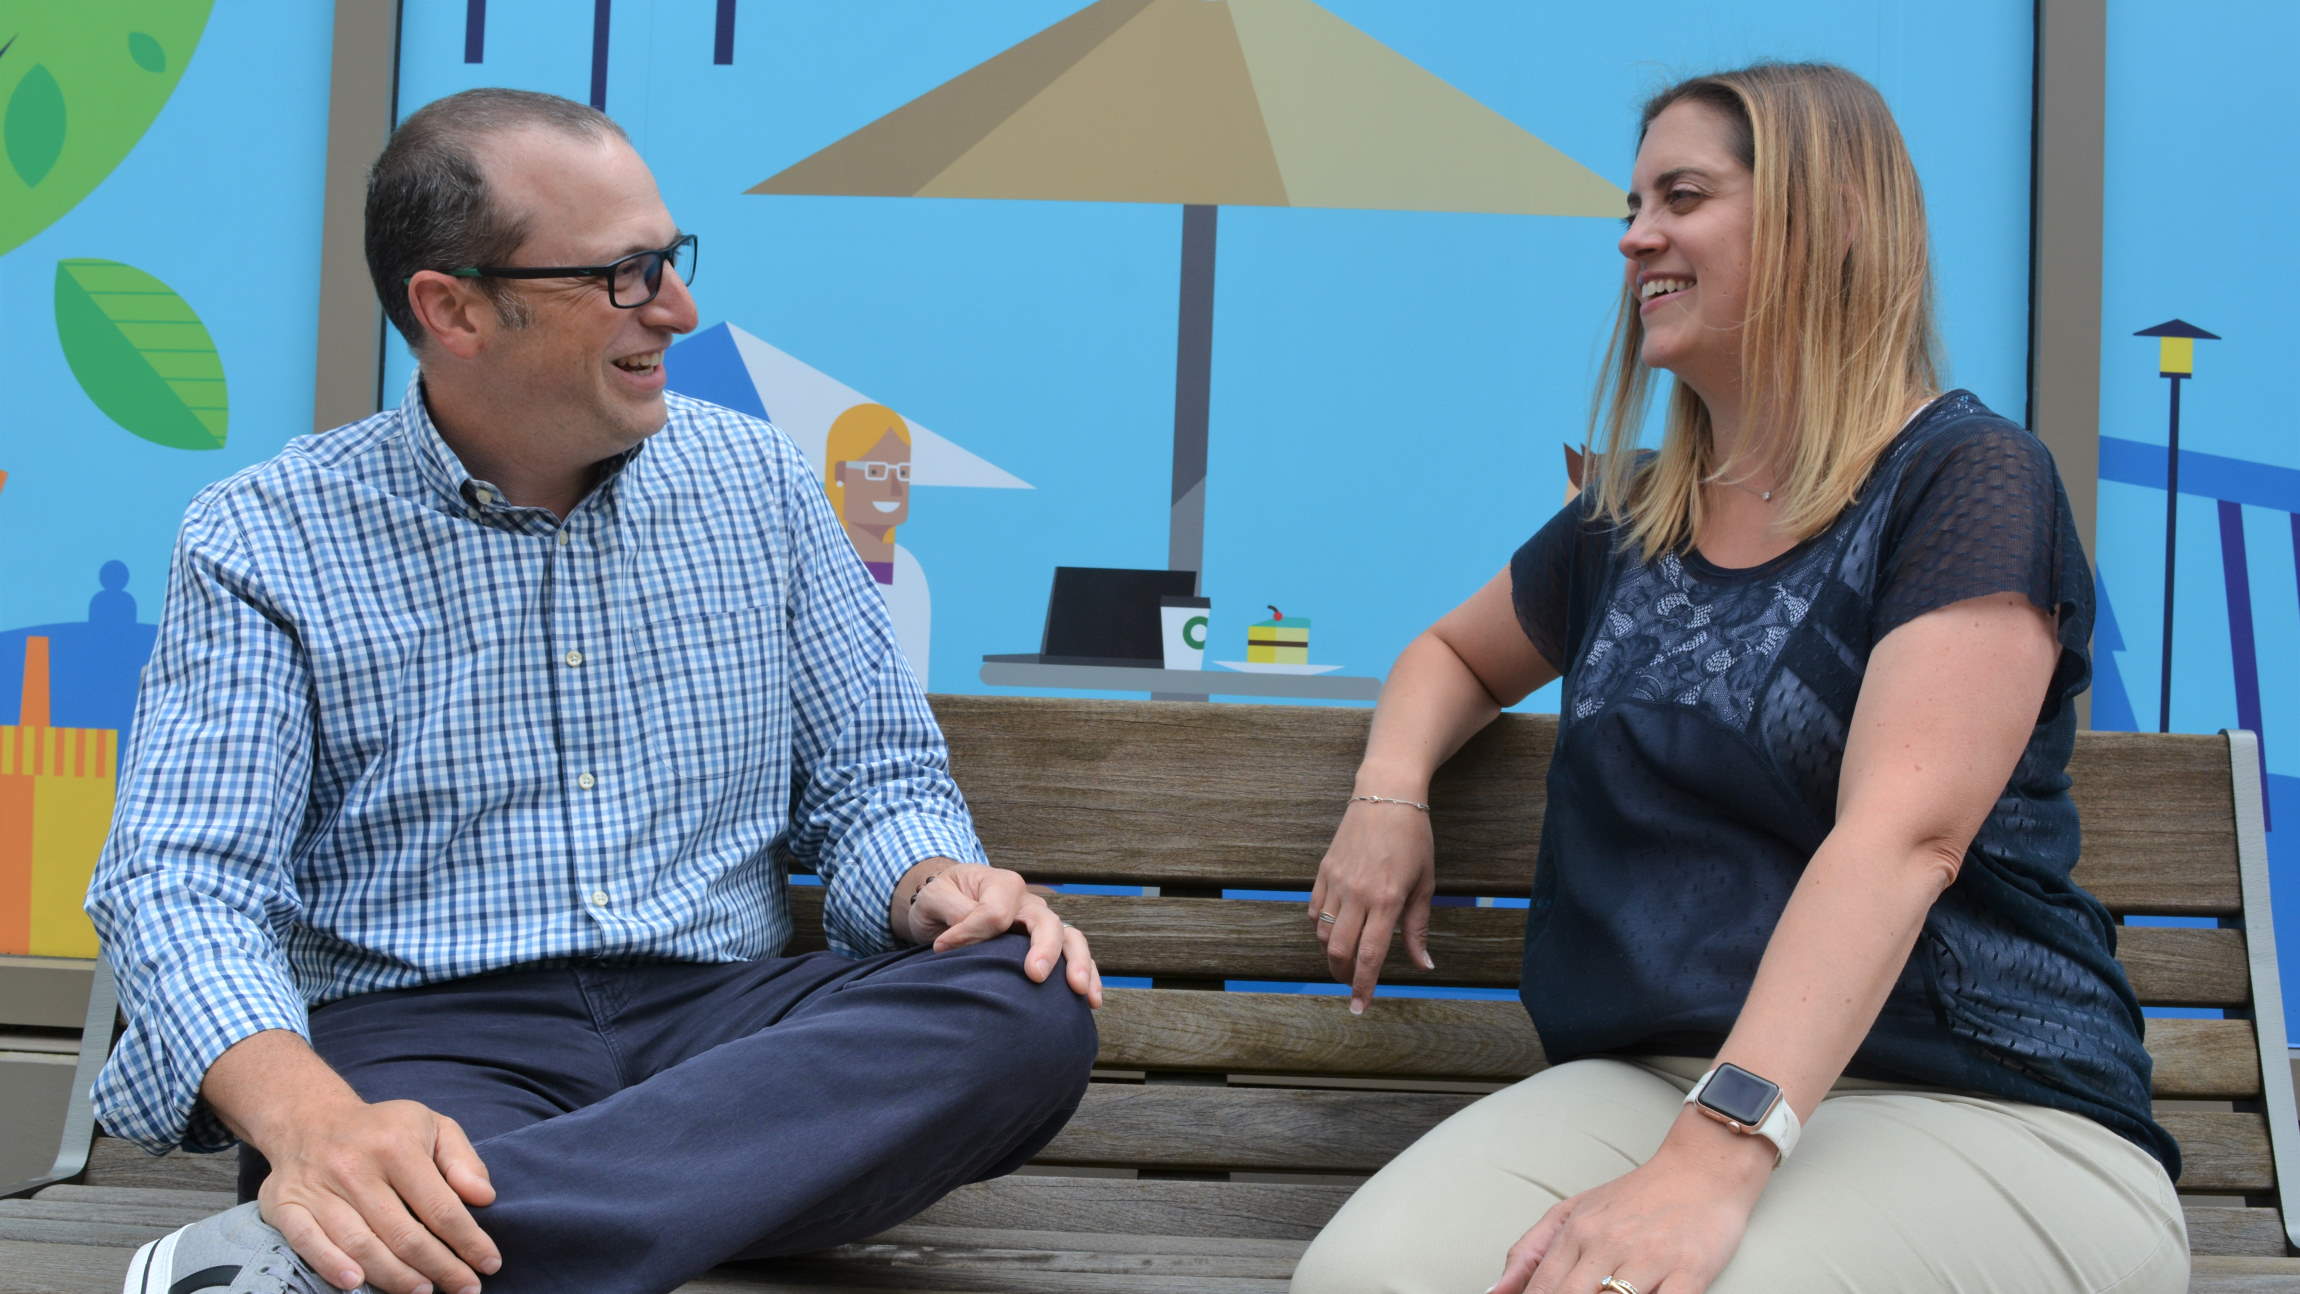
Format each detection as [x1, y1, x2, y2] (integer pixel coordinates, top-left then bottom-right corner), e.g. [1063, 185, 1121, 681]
[1685, 1066, 1802, 1163]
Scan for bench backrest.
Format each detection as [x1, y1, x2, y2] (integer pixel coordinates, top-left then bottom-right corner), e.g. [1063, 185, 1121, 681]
[863, 696, 2299, 1257]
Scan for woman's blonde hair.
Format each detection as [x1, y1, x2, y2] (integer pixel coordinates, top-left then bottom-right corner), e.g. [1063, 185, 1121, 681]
[823, 402, 912, 538]
[1586, 62, 1942, 560]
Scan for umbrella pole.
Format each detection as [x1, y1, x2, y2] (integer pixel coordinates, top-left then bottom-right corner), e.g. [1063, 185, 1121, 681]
[1170, 204, 1217, 593]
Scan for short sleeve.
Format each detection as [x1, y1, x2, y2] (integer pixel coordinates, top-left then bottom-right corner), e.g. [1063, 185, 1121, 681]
[1510, 495, 1602, 675]
[1873, 418, 2095, 716]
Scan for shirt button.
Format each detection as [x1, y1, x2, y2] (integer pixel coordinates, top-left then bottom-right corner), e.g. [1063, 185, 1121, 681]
[474, 488, 495, 506]
[465, 507, 481, 521]
[563, 650, 585, 668]
[557, 530, 573, 547]
[577, 772, 597, 790]
[589, 890, 610, 907]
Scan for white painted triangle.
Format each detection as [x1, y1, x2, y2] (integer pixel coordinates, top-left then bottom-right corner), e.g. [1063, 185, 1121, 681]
[727, 325, 1031, 489]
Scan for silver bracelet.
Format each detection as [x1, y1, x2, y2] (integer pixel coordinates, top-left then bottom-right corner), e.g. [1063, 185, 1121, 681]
[1348, 793, 1431, 813]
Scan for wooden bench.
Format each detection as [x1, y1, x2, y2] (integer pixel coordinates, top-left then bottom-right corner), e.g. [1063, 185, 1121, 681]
[5, 697, 2296, 1290]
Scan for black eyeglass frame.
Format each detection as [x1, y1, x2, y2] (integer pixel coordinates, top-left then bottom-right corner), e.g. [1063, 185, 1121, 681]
[426, 233, 699, 309]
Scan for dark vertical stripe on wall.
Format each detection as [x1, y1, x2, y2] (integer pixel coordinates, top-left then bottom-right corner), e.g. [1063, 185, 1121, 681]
[464, 0, 484, 62]
[590, 0, 612, 110]
[2219, 501, 2269, 826]
[715, 0, 736, 64]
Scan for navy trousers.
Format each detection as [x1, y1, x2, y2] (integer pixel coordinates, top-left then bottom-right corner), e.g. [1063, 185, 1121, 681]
[236, 934, 1096, 1293]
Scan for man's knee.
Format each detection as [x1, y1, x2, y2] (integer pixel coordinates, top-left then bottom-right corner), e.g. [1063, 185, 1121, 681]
[933, 932, 1098, 1082]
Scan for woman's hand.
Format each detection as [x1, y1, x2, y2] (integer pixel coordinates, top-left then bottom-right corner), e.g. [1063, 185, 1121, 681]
[1493, 1121, 1771, 1294]
[1308, 799, 1437, 1013]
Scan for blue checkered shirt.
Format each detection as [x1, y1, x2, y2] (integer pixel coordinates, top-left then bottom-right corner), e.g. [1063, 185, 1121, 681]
[87, 382, 986, 1154]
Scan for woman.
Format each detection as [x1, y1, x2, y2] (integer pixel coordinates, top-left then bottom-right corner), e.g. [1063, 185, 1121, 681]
[1291, 64, 2185, 1294]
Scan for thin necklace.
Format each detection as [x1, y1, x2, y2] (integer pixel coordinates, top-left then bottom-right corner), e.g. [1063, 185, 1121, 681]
[1702, 471, 1775, 503]
[1700, 397, 1936, 506]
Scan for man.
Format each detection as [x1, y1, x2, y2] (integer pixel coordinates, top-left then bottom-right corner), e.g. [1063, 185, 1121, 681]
[92, 88, 1100, 1294]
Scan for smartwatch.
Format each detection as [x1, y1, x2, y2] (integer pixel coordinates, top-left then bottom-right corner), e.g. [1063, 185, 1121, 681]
[1684, 1062, 1801, 1164]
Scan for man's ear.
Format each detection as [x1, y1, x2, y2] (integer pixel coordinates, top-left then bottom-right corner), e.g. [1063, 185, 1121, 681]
[406, 271, 492, 360]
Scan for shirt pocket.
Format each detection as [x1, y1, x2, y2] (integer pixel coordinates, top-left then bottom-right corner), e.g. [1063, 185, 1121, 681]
[627, 605, 780, 782]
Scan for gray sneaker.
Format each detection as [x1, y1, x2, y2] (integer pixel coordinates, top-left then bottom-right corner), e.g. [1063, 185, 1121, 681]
[123, 1201, 369, 1293]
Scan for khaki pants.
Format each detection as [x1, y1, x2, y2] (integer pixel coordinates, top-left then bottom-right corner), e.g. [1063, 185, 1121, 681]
[1291, 1057, 2187, 1293]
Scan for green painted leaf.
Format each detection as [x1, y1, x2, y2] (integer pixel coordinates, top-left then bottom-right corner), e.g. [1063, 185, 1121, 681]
[5, 63, 64, 187]
[54, 259, 228, 451]
[127, 33, 165, 75]
[0, 3, 214, 255]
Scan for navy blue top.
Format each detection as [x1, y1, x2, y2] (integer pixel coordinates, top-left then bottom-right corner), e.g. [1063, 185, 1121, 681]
[1509, 392, 2175, 1173]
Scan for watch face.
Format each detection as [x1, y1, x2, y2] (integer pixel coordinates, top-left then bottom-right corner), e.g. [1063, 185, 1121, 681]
[1699, 1064, 1779, 1126]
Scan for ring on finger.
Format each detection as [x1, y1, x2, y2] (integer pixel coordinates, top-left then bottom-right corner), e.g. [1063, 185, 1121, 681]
[1317, 911, 1339, 924]
[1598, 1278, 1641, 1294]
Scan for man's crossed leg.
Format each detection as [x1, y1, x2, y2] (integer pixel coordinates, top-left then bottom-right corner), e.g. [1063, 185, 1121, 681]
[141, 935, 1092, 1294]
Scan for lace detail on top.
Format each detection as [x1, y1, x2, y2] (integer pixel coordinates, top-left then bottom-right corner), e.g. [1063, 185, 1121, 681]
[1572, 550, 1821, 727]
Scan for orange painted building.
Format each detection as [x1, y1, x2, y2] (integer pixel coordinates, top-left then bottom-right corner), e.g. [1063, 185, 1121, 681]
[0, 636, 116, 958]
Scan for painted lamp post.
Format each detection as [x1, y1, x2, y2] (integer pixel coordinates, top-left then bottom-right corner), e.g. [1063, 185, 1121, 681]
[2133, 318, 2220, 733]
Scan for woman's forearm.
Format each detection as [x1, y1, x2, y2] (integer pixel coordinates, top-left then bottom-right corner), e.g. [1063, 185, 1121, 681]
[1353, 629, 1508, 798]
[1711, 824, 1953, 1117]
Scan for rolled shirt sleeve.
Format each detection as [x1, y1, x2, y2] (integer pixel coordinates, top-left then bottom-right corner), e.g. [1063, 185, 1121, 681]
[86, 497, 315, 1154]
[773, 435, 986, 957]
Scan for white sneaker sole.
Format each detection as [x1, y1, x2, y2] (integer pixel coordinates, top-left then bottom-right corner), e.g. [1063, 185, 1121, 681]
[122, 1226, 181, 1293]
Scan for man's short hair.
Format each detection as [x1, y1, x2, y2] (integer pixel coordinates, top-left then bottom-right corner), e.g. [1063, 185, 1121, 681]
[365, 88, 629, 349]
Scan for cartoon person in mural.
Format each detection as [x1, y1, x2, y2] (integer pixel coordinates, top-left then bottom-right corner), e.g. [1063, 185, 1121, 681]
[1293, 63, 2185, 1294]
[91, 88, 1098, 1294]
[825, 402, 931, 681]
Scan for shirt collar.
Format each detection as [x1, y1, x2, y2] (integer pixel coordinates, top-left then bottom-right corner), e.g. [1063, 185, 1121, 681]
[397, 374, 650, 516]
[400, 375, 484, 510]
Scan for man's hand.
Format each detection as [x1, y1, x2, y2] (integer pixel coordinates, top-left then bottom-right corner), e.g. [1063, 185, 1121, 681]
[205, 1032, 500, 1294]
[896, 861, 1103, 1007]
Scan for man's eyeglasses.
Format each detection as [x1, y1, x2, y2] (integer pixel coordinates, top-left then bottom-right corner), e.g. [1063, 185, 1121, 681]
[841, 460, 911, 483]
[437, 233, 699, 309]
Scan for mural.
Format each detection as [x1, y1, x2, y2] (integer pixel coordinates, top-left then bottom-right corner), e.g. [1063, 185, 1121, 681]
[664, 322, 1032, 687]
[55, 258, 229, 452]
[0, 564, 154, 958]
[0, 1, 333, 958]
[746, 0, 1614, 703]
[0, 3, 212, 254]
[2096, 0, 2300, 1029]
[395, 0, 2036, 713]
[7, 4, 2068, 1008]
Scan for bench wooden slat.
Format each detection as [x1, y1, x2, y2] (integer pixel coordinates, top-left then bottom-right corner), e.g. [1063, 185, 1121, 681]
[0, 1239, 133, 1294]
[913, 1174, 1355, 1241]
[2158, 1111, 2279, 1192]
[1091, 988, 2261, 1098]
[0, 1220, 2284, 1294]
[1041, 1084, 1476, 1173]
[934, 699, 2241, 916]
[1040, 1083, 2272, 1190]
[984, 893, 2249, 1006]
[2187, 1210, 2300, 1260]
[2064, 731, 2246, 915]
[80, 1138, 236, 1195]
[2114, 926, 2252, 1005]
[2146, 1018, 2265, 1099]
[744, 1237, 1298, 1284]
[1096, 988, 1542, 1080]
[0, 1196, 213, 1230]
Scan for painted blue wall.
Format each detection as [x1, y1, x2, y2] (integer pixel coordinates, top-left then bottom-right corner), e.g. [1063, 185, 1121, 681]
[0, 3, 335, 731]
[384, 0, 2033, 717]
[2097, 0, 2300, 1035]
